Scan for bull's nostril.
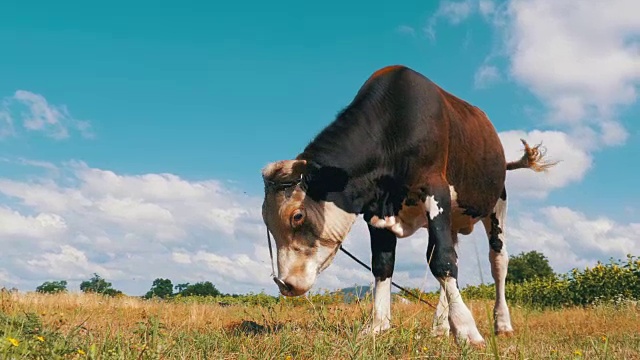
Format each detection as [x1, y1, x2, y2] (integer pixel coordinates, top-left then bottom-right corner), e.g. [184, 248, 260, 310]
[273, 277, 292, 292]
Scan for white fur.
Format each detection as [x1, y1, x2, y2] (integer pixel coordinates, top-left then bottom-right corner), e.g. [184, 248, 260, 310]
[439, 277, 485, 346]
[369, 215, 396, 228]
[449, 185, 458, 203]
[367, 186, 458, 238]
[431, 282, 450, 336]
[362, 277, 392, 334]
[425, 195, 443, 220]
[484, 197, 514, 334]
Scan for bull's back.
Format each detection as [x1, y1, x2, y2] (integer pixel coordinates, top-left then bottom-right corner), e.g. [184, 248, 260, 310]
[368, 66, 506, 217]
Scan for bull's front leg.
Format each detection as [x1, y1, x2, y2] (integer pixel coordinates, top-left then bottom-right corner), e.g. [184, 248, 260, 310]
[425, 181, 485, 347]
[361, 224, 397, 335]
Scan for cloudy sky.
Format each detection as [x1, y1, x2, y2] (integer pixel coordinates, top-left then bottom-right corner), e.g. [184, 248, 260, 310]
[0, 0, 638, 296]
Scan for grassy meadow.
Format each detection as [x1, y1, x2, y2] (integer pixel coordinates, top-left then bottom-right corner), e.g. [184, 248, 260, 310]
[0, 289, 639, 360]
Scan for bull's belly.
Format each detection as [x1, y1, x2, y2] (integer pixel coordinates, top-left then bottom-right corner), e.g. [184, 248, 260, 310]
[368, 185, 482, 238]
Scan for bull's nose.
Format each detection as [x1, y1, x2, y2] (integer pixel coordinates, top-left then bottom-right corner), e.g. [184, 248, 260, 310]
[273, 277, 292, 293]
[273, 277, 307, 296]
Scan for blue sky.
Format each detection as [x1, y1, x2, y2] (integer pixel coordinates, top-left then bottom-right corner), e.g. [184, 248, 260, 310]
[0, 0, 638, 295]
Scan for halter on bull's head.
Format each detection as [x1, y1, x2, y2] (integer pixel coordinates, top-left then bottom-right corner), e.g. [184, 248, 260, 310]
[261, 159, 357, 296]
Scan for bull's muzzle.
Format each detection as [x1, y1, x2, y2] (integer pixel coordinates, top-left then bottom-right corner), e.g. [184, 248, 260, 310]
[273, 277, 291, 294]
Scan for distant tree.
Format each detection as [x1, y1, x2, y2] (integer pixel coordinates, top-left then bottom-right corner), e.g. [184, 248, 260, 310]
[79, 273, 122, 296]
[178, 281, 221, 297]
[506, 250, 555, 284]
[36, 280, 68, 294]
[174, 283, 189, 293]
[144, 278, 174, 299]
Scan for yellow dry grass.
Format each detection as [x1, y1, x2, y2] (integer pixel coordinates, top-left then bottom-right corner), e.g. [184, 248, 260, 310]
[1, 291, 639, 359]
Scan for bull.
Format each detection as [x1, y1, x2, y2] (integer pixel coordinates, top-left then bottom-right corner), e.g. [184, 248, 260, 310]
[261, 65, 556, 346]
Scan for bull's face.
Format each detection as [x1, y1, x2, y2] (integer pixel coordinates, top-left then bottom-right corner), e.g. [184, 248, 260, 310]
[261, 159, 357, 296]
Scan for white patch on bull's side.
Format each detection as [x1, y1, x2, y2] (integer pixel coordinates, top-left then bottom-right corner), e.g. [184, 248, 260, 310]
[425, 195, 444, 220]
[483, 197, 514, 335]
[368, 206, 428, 238]
[438, 277, 485, 346]
[431, 281, 450, 337]
[362, 277, 392, 335]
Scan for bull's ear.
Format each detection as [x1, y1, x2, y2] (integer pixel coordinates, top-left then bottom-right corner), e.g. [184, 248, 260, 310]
[262, 159, 308, 183]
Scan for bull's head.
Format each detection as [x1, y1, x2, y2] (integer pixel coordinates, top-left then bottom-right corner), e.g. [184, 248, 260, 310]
[261, 159, 357, 296]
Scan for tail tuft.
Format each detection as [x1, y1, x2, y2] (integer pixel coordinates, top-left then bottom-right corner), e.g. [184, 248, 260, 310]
[506, 139, 559, 172]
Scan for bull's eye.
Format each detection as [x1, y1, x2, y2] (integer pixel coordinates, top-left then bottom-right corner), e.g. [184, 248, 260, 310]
[291, 209, 305, 227]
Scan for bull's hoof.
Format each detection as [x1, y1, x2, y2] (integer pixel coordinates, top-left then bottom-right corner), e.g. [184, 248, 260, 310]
[430, 324, 450, 337]
[360, 320, 390, 335]
[494, 322, 514, 337]
[454, 330, 486, 348]
[495, 328, 515, 337]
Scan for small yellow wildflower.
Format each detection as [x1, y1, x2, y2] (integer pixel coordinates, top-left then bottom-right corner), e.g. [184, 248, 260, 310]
[422, 346, 429, 352]
[285, 356, 293, 360]
[601, 336, 607, 342]
[574, 349, 583, 356]
[7, 337, 19, 347]
[36, 336, 45, 342]
[77, 349, 86, 355]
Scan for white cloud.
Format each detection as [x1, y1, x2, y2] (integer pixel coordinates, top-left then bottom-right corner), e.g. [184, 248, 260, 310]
[396, 25, 416, 37]
[478, 0, 495, 17]
[436, 0, 474, 24]
[0, 109, 14, 139]
[507, 206, 640, 274]
[488, 0, 640, 148]
[425, 0, 498, 40]
[425, 0, 475, 40]
[0, 207, 67, 239]
[0, 158, 636, 297]
[0, 159, 269, 294]
[25, 245, 117, 281]
[500, 129, 591, 199]
[474, 64, 501, 88]
[0, 90, 93, 140]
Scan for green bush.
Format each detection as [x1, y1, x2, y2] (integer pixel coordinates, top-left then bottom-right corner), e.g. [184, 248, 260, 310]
[158, 255, 640, 310]
[459, 254, 640, 309]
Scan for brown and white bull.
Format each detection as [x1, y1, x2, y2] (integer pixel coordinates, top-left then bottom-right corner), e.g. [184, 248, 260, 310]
[261, 65, 556, 346]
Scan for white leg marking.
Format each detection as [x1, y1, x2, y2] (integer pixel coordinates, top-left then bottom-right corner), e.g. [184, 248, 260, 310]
[362, 277, 392, 334]
[439, 277, 485, 346]
[431, 282, 450, 337]
[485, 197, 514, 335]
[425, 195, 443, 220]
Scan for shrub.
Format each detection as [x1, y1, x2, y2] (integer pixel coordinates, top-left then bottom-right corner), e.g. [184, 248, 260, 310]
[460, 254, 639, 309]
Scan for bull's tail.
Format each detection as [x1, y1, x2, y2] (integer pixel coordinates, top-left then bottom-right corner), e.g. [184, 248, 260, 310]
[506, 139, 559, 172]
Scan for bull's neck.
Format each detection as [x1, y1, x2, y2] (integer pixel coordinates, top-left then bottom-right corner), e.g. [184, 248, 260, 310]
[296, 153, 406, 222]
[296, 100, 408, 221]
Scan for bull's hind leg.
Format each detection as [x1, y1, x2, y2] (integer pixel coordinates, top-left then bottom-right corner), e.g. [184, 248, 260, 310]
[361, 224, 397, 335]
[481, 188, 514, 336]
[424, 181, 485, 347]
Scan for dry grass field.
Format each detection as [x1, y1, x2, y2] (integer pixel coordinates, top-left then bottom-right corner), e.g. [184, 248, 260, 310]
[0, 291, 639, 359]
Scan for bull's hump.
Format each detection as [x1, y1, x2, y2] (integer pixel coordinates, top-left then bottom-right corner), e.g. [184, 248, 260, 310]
[363, 65, 407, 86]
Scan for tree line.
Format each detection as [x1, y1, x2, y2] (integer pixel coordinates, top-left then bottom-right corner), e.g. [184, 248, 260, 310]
[34, 250, 556, 298]
[35, 273, 223, 299]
